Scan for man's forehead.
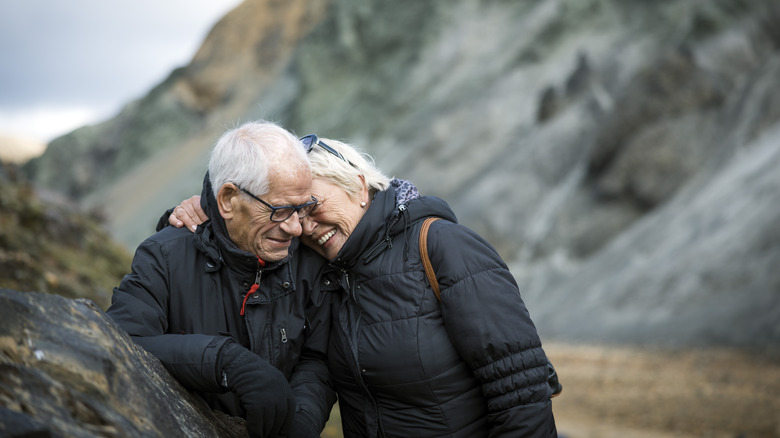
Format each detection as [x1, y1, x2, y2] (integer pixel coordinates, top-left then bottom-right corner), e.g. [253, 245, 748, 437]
[266, 159, 311, 183]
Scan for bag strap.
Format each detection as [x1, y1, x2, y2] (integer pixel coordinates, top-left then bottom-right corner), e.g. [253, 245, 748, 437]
[419, 217, 442, 302]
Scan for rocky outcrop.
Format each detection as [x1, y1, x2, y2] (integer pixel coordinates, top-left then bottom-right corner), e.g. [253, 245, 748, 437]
[0, 288, 247, 438]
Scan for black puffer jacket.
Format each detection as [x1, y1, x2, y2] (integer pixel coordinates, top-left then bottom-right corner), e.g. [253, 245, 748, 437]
[323, 184, 556, 437]
[106, 174, 335, 429]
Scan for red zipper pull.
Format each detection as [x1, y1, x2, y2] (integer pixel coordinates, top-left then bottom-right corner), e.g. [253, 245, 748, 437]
[240, 283, 258, 316]
[240, 258, 266, 316]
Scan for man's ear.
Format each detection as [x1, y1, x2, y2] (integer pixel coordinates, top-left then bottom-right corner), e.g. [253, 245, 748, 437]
[217, 184, 240, 220]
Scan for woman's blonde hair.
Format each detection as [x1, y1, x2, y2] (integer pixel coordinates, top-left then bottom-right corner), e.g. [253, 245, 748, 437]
[307, 138, 391, 200]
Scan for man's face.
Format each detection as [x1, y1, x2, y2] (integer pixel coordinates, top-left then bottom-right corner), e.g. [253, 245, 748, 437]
[221, 165, 312, 262]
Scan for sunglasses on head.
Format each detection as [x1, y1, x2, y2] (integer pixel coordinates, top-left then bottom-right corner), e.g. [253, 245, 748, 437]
[300, 134, 356, 167]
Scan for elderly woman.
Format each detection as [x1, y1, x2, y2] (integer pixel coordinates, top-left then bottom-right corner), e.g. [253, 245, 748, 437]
[169, 135, 558, 437]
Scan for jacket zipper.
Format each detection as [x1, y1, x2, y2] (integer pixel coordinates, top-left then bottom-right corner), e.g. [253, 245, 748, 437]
[240, 268, 262, 316]
[362, 206, 404, 264]
[276, 325, 288, 370]
[340, 306, 385, 437]
[338, 270, 385, 435]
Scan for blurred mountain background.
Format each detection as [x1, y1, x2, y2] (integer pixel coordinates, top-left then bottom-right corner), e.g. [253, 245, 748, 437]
[3, 0, 780, 436]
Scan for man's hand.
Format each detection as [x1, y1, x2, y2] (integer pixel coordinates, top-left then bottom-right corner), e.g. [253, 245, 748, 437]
[288, 413, 321, 438]
[218, 342, 295, 438]
[168, 195, 209, 232]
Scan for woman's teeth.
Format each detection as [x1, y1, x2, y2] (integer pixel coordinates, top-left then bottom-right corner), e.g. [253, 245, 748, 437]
[317, 230, 335, 246]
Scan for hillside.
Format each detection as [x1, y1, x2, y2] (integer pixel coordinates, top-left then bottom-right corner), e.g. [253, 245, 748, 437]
[22, 0, 780, 351]
[0, 162, 131, 309]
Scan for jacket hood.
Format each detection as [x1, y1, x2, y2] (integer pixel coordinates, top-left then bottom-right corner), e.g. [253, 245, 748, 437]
[331, 179, 457, 269]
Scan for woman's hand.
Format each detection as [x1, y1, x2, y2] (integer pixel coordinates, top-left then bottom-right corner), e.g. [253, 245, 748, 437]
[169, 195, 209, 232]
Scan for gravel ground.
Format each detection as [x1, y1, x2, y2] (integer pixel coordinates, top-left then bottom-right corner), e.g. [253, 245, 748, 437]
[545, 342, 780, 438]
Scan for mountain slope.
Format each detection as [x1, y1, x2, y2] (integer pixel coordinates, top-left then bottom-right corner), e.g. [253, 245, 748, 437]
[23, 0, 780, 350]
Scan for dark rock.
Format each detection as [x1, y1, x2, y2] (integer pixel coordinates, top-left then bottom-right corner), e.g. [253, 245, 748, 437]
[564, 52, 591, 98]
[0, 288, 247, 438]
[536, 86, 560, 123]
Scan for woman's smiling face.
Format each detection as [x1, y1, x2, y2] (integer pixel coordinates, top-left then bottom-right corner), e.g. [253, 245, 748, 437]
[300, 177, 368, 260]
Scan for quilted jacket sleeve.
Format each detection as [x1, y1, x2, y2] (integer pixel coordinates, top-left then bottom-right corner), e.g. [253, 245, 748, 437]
[106, 236, 227, 393]
[425, 220, 557, 437]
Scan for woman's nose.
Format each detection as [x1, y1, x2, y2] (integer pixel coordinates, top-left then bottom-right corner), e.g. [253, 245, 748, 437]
[300, 214, 316, 235]
[299, 215, 314, 233]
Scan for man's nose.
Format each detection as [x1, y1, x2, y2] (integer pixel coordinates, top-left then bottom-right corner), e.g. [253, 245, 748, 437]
[279, 212, 303, 236]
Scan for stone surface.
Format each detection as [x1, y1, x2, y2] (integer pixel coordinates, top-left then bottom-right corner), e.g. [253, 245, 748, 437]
[0, 288, 247, 438]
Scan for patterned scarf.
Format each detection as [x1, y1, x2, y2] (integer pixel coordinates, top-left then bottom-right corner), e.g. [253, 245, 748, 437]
[390, 178, 419, 206]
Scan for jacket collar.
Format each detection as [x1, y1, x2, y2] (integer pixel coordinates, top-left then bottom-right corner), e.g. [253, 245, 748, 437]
[330, 183, 457, 269]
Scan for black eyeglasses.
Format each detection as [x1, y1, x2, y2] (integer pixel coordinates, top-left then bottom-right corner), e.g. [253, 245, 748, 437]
[236, 185, 318, 222]
[300, 134, 355, 167]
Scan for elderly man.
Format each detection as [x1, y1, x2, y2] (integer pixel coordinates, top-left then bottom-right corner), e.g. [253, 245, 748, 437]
[107, 121, 334, 438]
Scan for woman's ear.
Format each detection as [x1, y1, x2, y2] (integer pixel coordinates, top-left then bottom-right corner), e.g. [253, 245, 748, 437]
[217, 183, 240, 220]
[357, 174, 370, 206]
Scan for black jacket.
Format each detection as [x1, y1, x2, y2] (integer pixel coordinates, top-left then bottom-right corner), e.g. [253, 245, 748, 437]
[323, 186, 556, 437]
[106, 174, 335, 429]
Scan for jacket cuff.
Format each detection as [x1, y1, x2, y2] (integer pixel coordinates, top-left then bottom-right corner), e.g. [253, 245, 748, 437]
[202, 336, 233, 390]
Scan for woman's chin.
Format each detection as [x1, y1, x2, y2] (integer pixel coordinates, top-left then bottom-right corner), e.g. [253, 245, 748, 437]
[302, 239, 330, 260]
[320, 240, 342, 261]
[302, 235, 342, 261]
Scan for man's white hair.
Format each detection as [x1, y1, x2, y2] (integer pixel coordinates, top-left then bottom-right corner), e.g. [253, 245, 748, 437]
[208, 121, 309, 198]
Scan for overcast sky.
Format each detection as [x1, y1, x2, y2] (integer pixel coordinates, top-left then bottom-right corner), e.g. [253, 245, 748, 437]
[0, 0, 243, 144]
